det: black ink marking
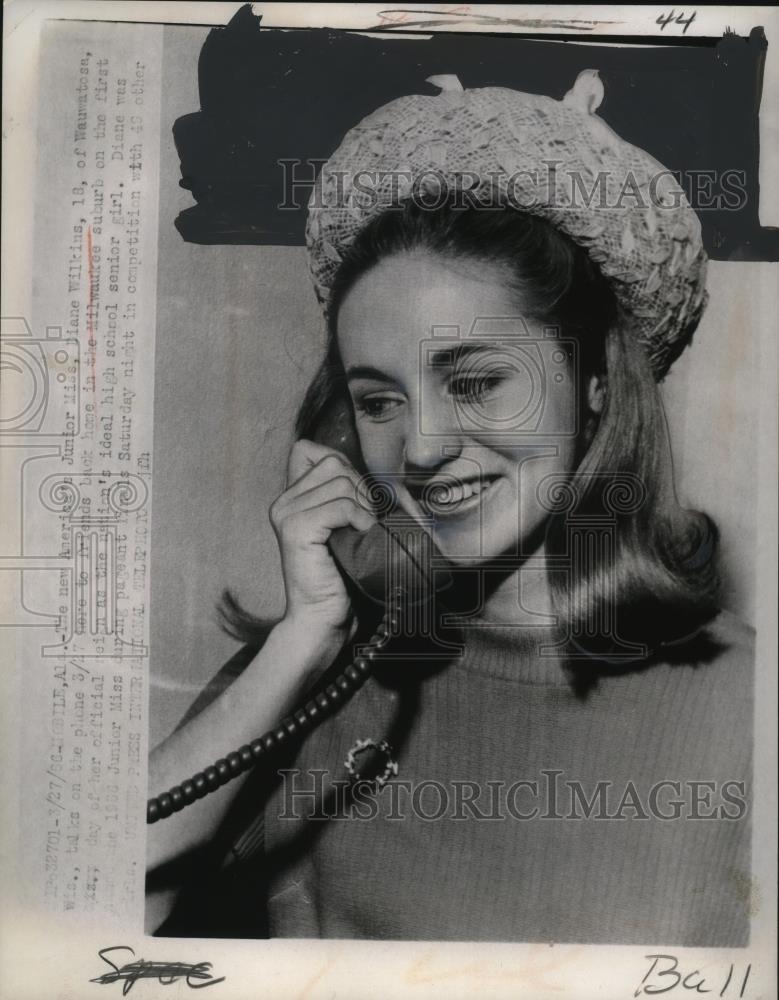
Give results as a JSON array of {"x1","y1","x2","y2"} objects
[
  {"x1": 173, "y1": 5, "x2": 777, "y2": 261},
  {"x1": 636, "y1": 954, "x2": 752, "y2": 997},
  {"x1": 90, "y1": 947, "x2": 225, "y2": 994},
  {"x1": 656, "y1": 10, "x2": 698, "y2": 35}
]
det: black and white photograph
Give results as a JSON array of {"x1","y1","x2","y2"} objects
[{"x1": 2, "y1": 3, "x2": 777, "y2": 998}]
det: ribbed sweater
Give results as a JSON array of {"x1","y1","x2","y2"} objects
[{"x1": 164, "y1": 610, "x2": 753, "y2": 945}]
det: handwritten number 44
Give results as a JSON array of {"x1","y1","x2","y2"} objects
[{"x1": 656, "y1": 10, "x2": 697, "y2": 33}]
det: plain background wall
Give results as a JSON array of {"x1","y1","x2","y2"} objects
[{"x1": 149, "y1": 27, "x2": 759, "y2": 748}]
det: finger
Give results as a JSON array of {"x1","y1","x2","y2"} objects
[
  {"x1": 281, "y1": 497, "x2": 377, "y2": 545},
  {"x1": 270, "y1": 460, "x2": 364, "y2": 531},
  {"x1": 284, "y1": 454, "x2": 362, "y2": 504},
  {"x1": 283, "y1": 475, "x2": 370, "y2": 516},
  {"x1": 287, "y1": 439, "x2": 352, "y2": 488}
]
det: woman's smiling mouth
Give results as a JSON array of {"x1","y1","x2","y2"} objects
[{"x1": 415, "y1": 474, "x2": 502, "y2": 518}]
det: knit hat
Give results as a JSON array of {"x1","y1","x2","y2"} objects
[{"x1": 305, "y1": 71, "x2": 708, "y2": 380}]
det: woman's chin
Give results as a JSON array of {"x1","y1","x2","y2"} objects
[{"x1": 430, "y1": 525, "x2": 515, "y2": 565}]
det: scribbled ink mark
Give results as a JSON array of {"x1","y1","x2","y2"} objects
[
  {"x1": 90, "y1": 946, "x2": 225, "y2": 993},
  {"x1": 372, "y1": 8, "x2": 622, "y2": 30}
]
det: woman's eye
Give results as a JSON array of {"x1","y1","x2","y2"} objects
[
  {"x1": 449, "y1": 370, "x2": 507, "y2": 403},
  {"x1": 355, "y1": 396, "x2": 403, "y2": 421}
]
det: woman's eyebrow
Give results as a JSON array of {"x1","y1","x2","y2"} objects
[
  {"x1": 426, "y1": 342, "x2": 498, "y2": 369},
  {"x1": 345, "y1": 364, "x2": 395, "y2": 383}
]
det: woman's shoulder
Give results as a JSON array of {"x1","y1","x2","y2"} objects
[
  {"x1": 645, "y1": 608, "x2": 755, "y2": 740},
  {"x1": 652, "y1": 607, "x2": 754, "y2": 675},
  {"x1": 693, "y1": 607, "x2": 755, "y2": 685},
  {"x1": 702, "y1": 607, "x2": 755, "y2": 655}
]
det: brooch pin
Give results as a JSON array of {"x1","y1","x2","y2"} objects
[{"x1": 344, "y1": 737, "x2": 399, "y2": 789}]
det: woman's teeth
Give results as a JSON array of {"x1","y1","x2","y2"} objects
[{"x1": 426, "y1": 478, "x2": 496, "y2": 508}]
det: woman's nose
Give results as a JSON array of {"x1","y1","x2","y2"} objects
[{"x1": 402, "y1": 396, "x2": 463, "y2": 470}]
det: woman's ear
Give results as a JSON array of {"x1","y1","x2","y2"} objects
[
  {"x1": 579, "y1": 370, "x2": 607, "y2": 454},
  {"x1": 587, "y1": 372, "x2": 607, "y2": 415}
]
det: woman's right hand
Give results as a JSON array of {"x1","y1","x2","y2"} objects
[
  {"x1": 269, "y1": 438, "x2": 377, "y2": 636},
  {"x1": 147, "y1": 440, "x2": 375, "y2": 917}
]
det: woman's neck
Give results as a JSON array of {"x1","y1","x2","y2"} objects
[{"x1": 480, "y1": 549, "x2": 556, "y2": 627}]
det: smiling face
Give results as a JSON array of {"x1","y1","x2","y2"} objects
[{"x1": 337, "y1": 252, "x2": 584, "y2": 564}]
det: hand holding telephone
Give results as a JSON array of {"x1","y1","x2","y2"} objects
[
  {"x1": 147, "y1": 396, "x2": 448, "y2": 823},
  {"x1": 313, "y1": 392, "x2": 447, "y2": 610}
]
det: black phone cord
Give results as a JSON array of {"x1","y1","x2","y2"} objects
[{"x1": 146, "y1": 592, "x2": 403, "y2": 823}]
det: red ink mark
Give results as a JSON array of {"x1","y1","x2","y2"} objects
[
  {"x1": 377, "y1": 10, "x2": 411, "y2": 23},
  {"x1": 86, "y1": 224, "x2": 97, "y2": 391}
]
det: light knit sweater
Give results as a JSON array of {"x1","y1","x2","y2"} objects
[{"x1": 160, "y1": 610, "x2": 753, "y2": 945}]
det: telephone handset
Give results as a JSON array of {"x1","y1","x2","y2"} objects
[
  {"x1": 147, "y1": 397, "x2": 449, "y2": 823},
  {"x1": 313, "y1": 390, "x2": 448, "y2": 611}
]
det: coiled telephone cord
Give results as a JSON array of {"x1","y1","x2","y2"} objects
[{"x1": 146, "y1": 594, "x2": 402, "y2": 823}]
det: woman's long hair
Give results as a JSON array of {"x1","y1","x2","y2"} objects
[{"x1": 222, "y1": 200, "x2": 719, "y2": 658}]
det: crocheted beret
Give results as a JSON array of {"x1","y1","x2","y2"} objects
[{"x1": 306, "y1": 71, "x2": 708, "y2": 381}]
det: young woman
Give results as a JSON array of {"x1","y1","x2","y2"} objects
[{"x1": 146, "y1": 73, "x2": 752, "y2": 944}]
